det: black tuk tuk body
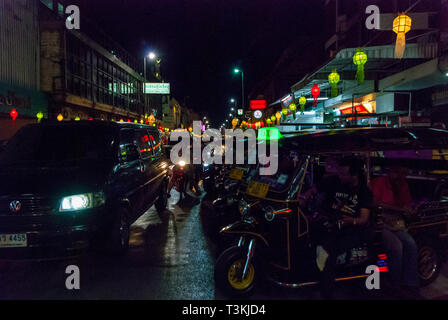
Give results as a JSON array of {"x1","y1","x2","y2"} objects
[{"x1": 214, "y1": 127, "x2": 448, "y2": 297}]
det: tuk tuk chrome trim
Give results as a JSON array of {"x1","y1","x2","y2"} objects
[{"x1": 223, "y1": 231, "x2": 269, "y2": 247}]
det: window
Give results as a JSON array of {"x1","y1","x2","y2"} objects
[
  {"x1": 40, "y1": 0, "x2": 53, "y2": 10},
  {"x1": 148, "y1": 131, "x2": 162, "y2": 157},
  {"x1": 57, "y1": 3, "x2": 64, "y2": 16},
  {"x1": 135, "y1": 129, "x2": 153, "y2": 159},
  {"x1": 119, "y1": 129, "x2": 138, "y2": 162}
]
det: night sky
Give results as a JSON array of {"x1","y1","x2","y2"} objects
[{"x1": 74, "y1": 0, "x2": 324, "y2": 127}]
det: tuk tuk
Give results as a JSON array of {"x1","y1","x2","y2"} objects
[{"x1": 214, "y1": 127, "x2": 448, "y2": 297}]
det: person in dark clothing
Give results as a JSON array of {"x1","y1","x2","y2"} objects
[{"x1": 314, "y1": 158, "x2": 373, "y2": 298}]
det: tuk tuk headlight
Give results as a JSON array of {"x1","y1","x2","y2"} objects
[
  {"x1": 264, "y1": 206, "x2": 275, "y2": 221},
  {"x1": 238, "y1": 199, "x2": 249, "y2": 215}
]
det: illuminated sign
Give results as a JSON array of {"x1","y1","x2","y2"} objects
[
  {"x1": 253, "y1": 110, "x2": 263, "y2": 119},
  {"x1": 237, "y1": 109, "x2": 243, "y2": 115},
  {"x1": 144, "y1": 83, "x2": 170, "y2": 94},
  {"x1": 250, "y1": 100, "x2": 267, "y2": 109},
  {"x1": 340, "y1": 104, "x2": 369, "y2": 120}
]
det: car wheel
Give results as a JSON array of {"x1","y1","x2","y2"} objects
[
  {"x1": 214, "y1": 246, "x2": 259, "y2": 297},
  {"x1": 106, "y1": 207, "x2": 130, "y2": 255},
  {"x1": 417, "y1": 238, "x2": 441, "y2": 287},
  {"x1": 155, "y1": 181, "x2": 169, "y2": 213}
]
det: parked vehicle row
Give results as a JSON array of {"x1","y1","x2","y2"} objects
[
  {"x1": 0, "y1": 121, "x2": 170, "y2": 259},
  {"x1": 202, "y1": 127, "x2": 448, "y2": 297}
]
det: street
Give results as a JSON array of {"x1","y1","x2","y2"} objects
[{"x1": 0, "y1": 188, "x2": 446, "y2": 300}]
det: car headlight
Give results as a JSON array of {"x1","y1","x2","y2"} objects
[
  {"x1": 59, "y1": 192, "x2": 105, "y2": 212},
  {"x1": 238, "y1": 199, "x2": 249, "y2": 215}
]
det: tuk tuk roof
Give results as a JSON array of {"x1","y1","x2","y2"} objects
[{"x1": 281, "y1": 127, "x2": 448, "y2": 153}]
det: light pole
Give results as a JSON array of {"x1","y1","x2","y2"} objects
[
  {"x1": 233, "y1": 68, "x2": 244, "y2": 110},
  {"x1": 144, "y1": 52, "x2": 156, "y2": 81}
]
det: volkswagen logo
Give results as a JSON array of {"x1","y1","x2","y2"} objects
[{"x1": 9, "y1": 200, "x2": 21, "y2": 213}]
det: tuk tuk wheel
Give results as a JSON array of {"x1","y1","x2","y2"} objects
[
  {"x1": 417, "y1": 238, "x2": 441, "y2": 287},
  {"x1": 214, "y1": 246, "x2": 259, "y2": 297}
]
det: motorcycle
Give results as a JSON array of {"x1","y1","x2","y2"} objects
[{"x1": 170, "y1": 160, "x2": 187, "y2": 200}]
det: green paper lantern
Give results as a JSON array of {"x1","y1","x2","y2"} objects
[
  {"x1": 289, "y1": 103, "x2": 297, "y2": 119},
  {"x1": 36, "y1": 112, "x2": 43, "y2": 123},
  {"x1": 298, "y1": 96, "x2": 307, "y2": 113},
  {"x1": 74, "y1": 116, "x2": 80, "y2": 121},
  {"x1": 281, "y1": 108, "x2": 288, "y2": 120},
  {"x1": 270, "y1": 115, "x2": 276, "y2": 122},
  {"x1": 328, "y1": 69, "x2": 340, "y2": 98},
  {"x1": 353, "y1": 48, "x2": 367, "y2": 84}
]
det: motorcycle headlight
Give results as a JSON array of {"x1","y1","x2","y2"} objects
[
  {"x1": 238, "y1": 199, "x2": 249, "y2": 215},
  {"x1": 59, "y1": 192, "x2": 105, "y2": 212}
]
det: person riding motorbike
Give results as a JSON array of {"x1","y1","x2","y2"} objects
[{"x1": 312, "y1": 157, "x2": 373, "y2": 299}]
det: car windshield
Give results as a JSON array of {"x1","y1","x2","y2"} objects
[{"x1": 0, "y1": 125, "x2": 115, "y2": 166}]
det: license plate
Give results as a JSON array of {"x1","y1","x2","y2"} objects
[
  {"x1": 0, "y1": 233, "x2": 27, "y2": 248},
  {"x1": 246, "y1": 181, "x2": 269, "y2": 198},
  {"x1": 229, "y1": 168, "x2": 245, "y2": 180}
]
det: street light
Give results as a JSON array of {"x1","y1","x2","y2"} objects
[
  {"x1": 233, "y1": 68, "x2": 244, "y2": 110},
  {"x1": 144, "y1": 52, "x2": 156, "y2": 80}
]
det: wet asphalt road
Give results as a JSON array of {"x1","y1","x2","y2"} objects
[{"x1": 0, "y1": 188, "x2": 448, "y2": 300}]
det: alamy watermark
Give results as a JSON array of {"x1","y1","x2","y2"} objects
[
  {"x1": 169, "y1": 121, "x2": 278, "y2": 175},
  {"x1": 65, "y1": 5, "x2": 80, "y2": 30}
]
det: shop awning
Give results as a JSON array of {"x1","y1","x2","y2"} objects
[{"x1": 291, "y1": 42, "x2": 439, "y2": 97}]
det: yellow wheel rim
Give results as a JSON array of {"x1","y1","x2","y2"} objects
[{"x1": 227, "y1": 259, "x2": 255, "y2": 290}]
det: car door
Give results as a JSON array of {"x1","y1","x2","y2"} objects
[
  {"x1": 133, "y1": 128, "x2": 156, "y2": 211},
  {"x1": 114, "y1": 128, "x2": 145, "y2": 221},
  {"x1": 147, "y1": 129, "x2": 167, "y2": 198}
]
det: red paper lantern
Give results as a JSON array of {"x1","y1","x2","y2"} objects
[
  {"x1": 311, "y1": 83, "x2": 321, "y2": 107},
  {"x1": 10, "y1": 109, "x2": 18, "y2": 121}
]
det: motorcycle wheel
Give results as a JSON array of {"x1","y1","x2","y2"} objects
[
  {"x1": 416, "y1": 237, "x2": 441, "y2": 287},
  {"x1": 214, "y1": 246, "x2": 259, "y2": 297}
]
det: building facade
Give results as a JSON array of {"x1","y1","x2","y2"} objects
[
  {"x1": 38, "y1": 0, "x2": 149, "y2": 122},
  {"x1": 0, "y1": 0, "x2": 48, "y2": 140}
]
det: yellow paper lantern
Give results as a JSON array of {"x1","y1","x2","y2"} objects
[
  {"x1": 232, "y1": 118, "x2": 239, "y2": 129},
  {"x1": 289, "y1": 103, "x2": 297, "y2": 119},
  {"x1": 57, "y1": 113, "x2": 63, "y2": 121},
  {"x1": 393, "y1": 13, "x2": 412, "y2": 59}
]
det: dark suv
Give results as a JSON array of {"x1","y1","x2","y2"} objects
[{"x1": 0, "y1": 121, "x2": 170, "y2": 259}]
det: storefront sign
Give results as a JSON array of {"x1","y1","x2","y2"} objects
[
  {"x1": 250, "y1": 100, "x2": 267, "y2": 109},
  {"x1": 253, "y1": 110, "x2": 263, "y2": 119},
  {"x1": 340, "y1": 104, "x2": 369, "y2": 120},
  {"x1": 144, "y1": 83, "x2": 170, "y2": 94},
  {"x1": 0, "y1": 91, "x2": 32, "y2": 109},
  {"x1": 0, "y1": 82, "x2": 47, "y2": 118}
]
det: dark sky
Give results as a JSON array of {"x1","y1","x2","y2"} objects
[{"x1": 74, "y1": 0, "x2": 324, "y2": 127}]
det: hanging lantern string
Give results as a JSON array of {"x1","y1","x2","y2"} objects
[
  {"x1": 404, "y1": 0, "x2": 423, "y2": 13},
  {"x1": 320, "y1": 0, "x2": 424, "y2": 79}
]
